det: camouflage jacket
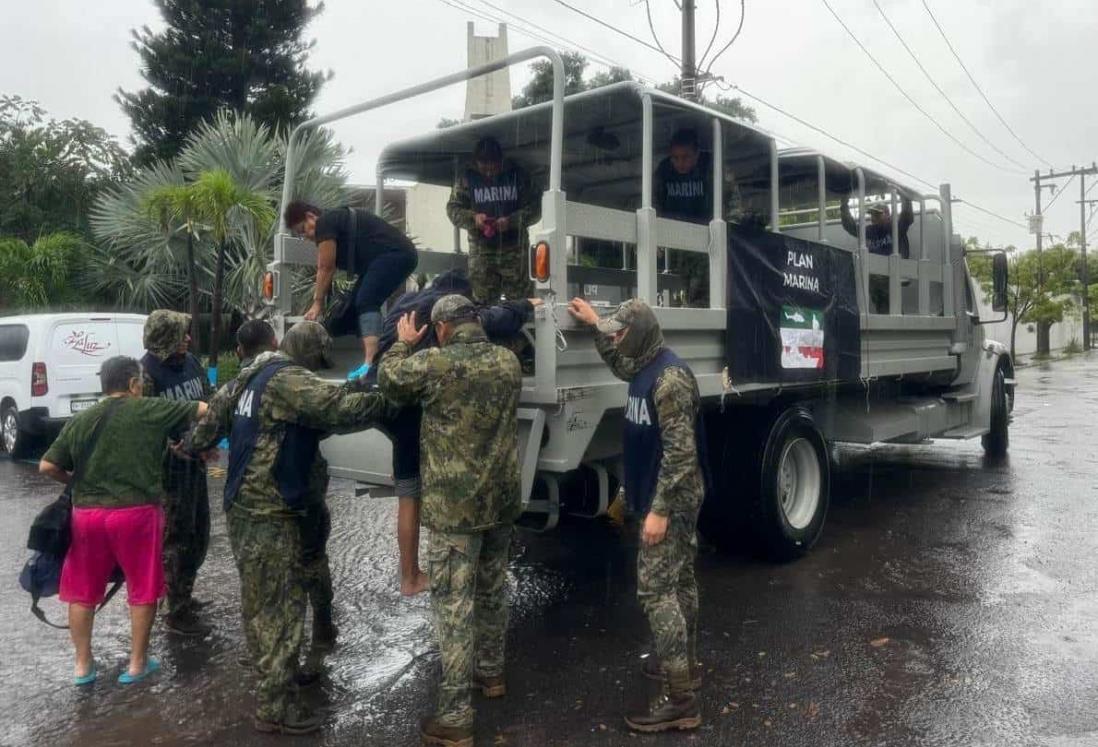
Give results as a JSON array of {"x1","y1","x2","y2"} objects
[
  {"x1": 595, "y1": 334, "x2": 705, "y2": 516},
  {"x1": 378, "y1": 322, "x2": 523, "y2": 533},
  {"x1": 445, "y1": 162, "x2": 541, "y2": 249},
  {"x1": 187, "y1": 351, "x2": 391, "y2": 517}
]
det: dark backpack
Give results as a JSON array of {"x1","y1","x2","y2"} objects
[{"x1": 18, "y1": 398, "x2": 126, "y2": 628}]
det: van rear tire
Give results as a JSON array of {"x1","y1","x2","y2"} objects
[{"x1": 1, "y1": 403, "x2": 34, "y2": 460}]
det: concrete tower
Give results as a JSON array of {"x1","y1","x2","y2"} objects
[{"x1": 464, "y1": 22, "x2": 511, "y2": 121}]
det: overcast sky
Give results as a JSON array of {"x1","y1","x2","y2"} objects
[{"x1": 4, "y1": 0, "x2": 1096, "y2": 249}]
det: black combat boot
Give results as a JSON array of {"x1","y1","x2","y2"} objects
[
  {"x1": 473, "y1": 670, "x2": 506, "y2": 698},
  {"x1": 625, "y1": 671, "x2": 701, "y2": 734},
  {"x1": 312, "y1": 608, "x2": 339, "y2": 651},
  {"x1": 253, "y1": 704, "x2": 323, "y2": 736},
  {"x1": 163, "y1": 607, "x2": 211, "y2": 637},
  {"x1": 419, "y1": 716, "x2": 473, "y2": 747}
]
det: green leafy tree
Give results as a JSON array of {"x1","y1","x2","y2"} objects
[
  {"x1": 145, "y1": 184, "x2": 206, "y2": 344},
  {"x1": 90, "y1": 111, "x2": 347, "y2": 329},
  {"x1": 971, "y1": 241, "x2": 1079, "y2": 359},
  {"x1": 512, "y1": 52, "x2": 590, "y2": 108},
  {"x1": 0, "y1": 95, "x2": 130, "y2": 243},
  {"x1": 118, "y1": 0, "x2": 329, "y2": 164},
  {"x1": 189, "y1": 168, "x2": 274, "y2": 371},
  {"x1": 0, "y1": 233, "x2": 89, "y2": 310}
]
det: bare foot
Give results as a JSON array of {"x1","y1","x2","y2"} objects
[{"x1": 400, "y1": 571, "x2": 429, "y2": 596}]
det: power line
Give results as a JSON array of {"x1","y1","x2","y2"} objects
[
  {"x1": 1043, "y1": 174, "x2": 1076, "y2": 212},
  {"x1": 547, "y1": 0, "x2": 681, "y2": 64},
  {"x1": 921, "y1": 0, "x2": 1052, "y2": 168},
  {"x1": 643, "y1": 1, "x2": 682, "y2": 69},
  {"x1": 473, "y1": 0, "x2": 647, "y2": 79},
  {"x1": 872, "y1": 0, "x2": 1031, "y2": 171},
  {"x1": 953, "y1": 201, "x2": 1028, "y2": 230},
  {"x1": 820, "y1": 0, "x2": 1026, "y2": 176},
  {"x1": 698, "y1": 0, "x2": 720, "y2": 69},
  {"x1": 701, "y1": 0, "x2": 745, "y2": 77}
]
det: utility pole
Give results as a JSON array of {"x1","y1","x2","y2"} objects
[
  {"x1": 681, "y1": 0, "x2": 697, "y2": 100},
  {"x1": 1030, "y1": 164, "x2": 1097, "y2": 355},
  {"x1": 1079, "y1": 174, "x2": 1098, "y2": 351}
]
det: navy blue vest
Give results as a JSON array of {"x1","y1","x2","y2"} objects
[
  {"x1": 623, "y1": 348, "x2": 707, "y2": 514},
  {"x1": 466, "y1": 168, "x2": 521, "y2": 219},
  {"x1": 223, "y1": 360, "x2": 321, "y2": 513},
  {"x1": 141, "y1": 352, "x2": 206, "y2": 402}
]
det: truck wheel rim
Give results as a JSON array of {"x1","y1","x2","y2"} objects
[
  {"x1": 2, "y1": 412, "x2": 15, "y2": 452},
  {"x1": 778, "y1": 437, "x2": 821, "y2": 531}
]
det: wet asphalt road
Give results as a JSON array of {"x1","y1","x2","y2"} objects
[{"x1": 2, "y1": 354, "x2": 1097, "y2": 746}]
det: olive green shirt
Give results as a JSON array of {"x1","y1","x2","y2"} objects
[{"x1": 44, "y1": 397, "x2": 200, "y2": 508}]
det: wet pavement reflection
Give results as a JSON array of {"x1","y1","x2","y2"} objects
[{"x1": 2, "y1": 354, "x2": 1097, "y2": 746}]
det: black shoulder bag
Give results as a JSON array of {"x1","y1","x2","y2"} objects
[
  {"x1": 322, "y1": 206, "x2": 361, "y2": 338},
  {"x1": 20, "y1": 397, "x2": 126, "y2": 628}
]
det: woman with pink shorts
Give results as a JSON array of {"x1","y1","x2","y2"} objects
[{"x1": 40, "y1": 356, "x2": 205, "y2": 686}]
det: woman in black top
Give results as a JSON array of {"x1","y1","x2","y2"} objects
[{"x1": 284, "y1": 201, "x2": 418, "y2": 379}]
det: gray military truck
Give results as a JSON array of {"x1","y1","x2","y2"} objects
[{"x1": 266, "y1": 48, "x2": 1013, "y2": 559}]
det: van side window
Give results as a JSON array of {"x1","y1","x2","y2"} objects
[{"x1": 0, "y1": 325, "x2": 30, "y2": 362}]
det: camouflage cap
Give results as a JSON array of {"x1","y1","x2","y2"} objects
[
  {"x1": 595, "y1": 298, "x2": 656, "y2": 335},
  {"x1": 143, "y1": 310, "x2": 191, "y2": 360},
  {"x1": 280, "y1": 321, "x2": 334, "y2": 371},
  {"x1": 430, "y1": 294, "x2": 476, "y2": 324}
]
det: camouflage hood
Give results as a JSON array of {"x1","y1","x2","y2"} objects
[
  {"x1": 596, "y1": 299, "x2": 664, "y2": 378},
  {"x1": 280, "y1": 321, "x2": 334, "y2": 371},
  {"x1": 143, "y1": 310, "x2": 191, "y2": 360}
]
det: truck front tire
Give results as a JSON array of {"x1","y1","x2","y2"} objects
[{"x1": 981, "y1": 367, "x2": 1009, "y2": 458}]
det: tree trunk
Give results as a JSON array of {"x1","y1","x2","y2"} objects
[
  {"x1": 1036, "y1": 320, "x2": 1052, "y2": 356},
  {"x1": 208, "y1": 239, "x2": 227, "y2": 374},
  {"x1": 185, "y1": 233, "x2": 200, "y2": 350}
]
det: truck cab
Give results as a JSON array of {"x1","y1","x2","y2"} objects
[{"x1": 268, "y1": 48, "x2": 1013, "y2": 559}]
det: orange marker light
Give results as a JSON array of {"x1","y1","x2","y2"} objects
[
  {"x1": 262, "y1": 271, "x2": 274, "y2": 300},
  {"x1": 534, "y1": 241, "x2": 550, "y2": 282}
]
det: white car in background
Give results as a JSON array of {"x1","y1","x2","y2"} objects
[{"x1": 0, "y1": 313, "x2": 147, "y2": 458}]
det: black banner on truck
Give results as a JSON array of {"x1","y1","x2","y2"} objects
[{"x1": 726, "y1": 226, "x2": 860, "y2": 384}]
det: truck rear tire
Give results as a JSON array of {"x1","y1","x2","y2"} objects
[
  {"x1": 981, "y1": 367, "x2": 1009, "y2": 458},
  {"x1": 699, "y1": 405, "x2": 829, "y2": 561},
  {"x1": 752, "y1": 406, "x2": 830, "y2": 561}
]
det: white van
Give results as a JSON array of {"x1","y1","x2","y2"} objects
[{"x1": 0, "y1": 313, "x2": 148, "y2": 457}]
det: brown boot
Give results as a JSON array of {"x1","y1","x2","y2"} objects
[
  {"x1": 640, "y1": 656, "x2": 703, "y2": 691},
  {"x1": 473, "y1": 671, "x2": 506, "y2": 698},
  {"x1": 624, "y1": 691, "x2": 701, "y2": 734},
  {"x1": 420, "y1": 717, "x2": 473, "y2": 747}
]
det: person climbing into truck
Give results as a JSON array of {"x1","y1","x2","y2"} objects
[
  {"x1": 284, "y1": 201, "x2": 419, "y2": 381},
  {"x1": 568, "y1": 296, "x2": 708, "y2": 734},
  {"x1": 364, "y1": 269, "x2": 539, "y2": 596},
  {"x1": 446, "y1": 136, "x2": 541, "y2": 304}
]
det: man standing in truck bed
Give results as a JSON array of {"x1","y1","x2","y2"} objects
[
  {"x1": 447, "y1": 136, "x2": 541, "y2": 304},
  {"x1": 569, "y1": 296, "x2": 708, "y2": 734}
]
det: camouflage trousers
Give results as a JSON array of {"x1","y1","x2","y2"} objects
[
  {"x1": 227, "y1": 509, "x2": 307, "y2": 723},
  {"x1": 299, "y1": 502, "x2": 334, "y2": 629},
  {"x1": 669, "y1": 250, "x2": 710, "y2": 308},
  {"x1": 428, "y1": 525, "x2": 513, "y2": 728},
  {"x1": 468, "y1": 239, "x2": 532, "y2": 304},
  {"x1": 162, "y1": 456, "x2": 210, "y2": 614},
  {"x1": 637, "y1": 508, "x2": 700, "y2": 683}
]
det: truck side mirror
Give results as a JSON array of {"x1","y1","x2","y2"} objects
[{"x1": 992, "y1": 253, "x2": 1008, "y2": 313}]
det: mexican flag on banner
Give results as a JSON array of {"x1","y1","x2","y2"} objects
[{"x1": 780, "y1": 306, "x2": 825, "y2": 369}]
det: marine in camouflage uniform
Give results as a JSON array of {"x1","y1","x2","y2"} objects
[
  {"x1": 569, "y1": 297, "x2": 707, "y2": 733},
  {"x1": 140, "y1": 310, "x2": 212, "y2": 633},
  {"x1": 446, "y1": 136, "x2": 541, "y2": 304},
  {"x1": 187, "y1": 322, "x2": 391, "y2": 735},
  {"x1": 378, "y1": 294, "x2": 522, "y2": 746}
]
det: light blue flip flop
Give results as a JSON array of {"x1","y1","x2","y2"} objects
[
  {"x1": 74, "y1": 662, "x2": 97, "y2": 686},
  {"x1": 118, "y1": 657, "x2": 160, "y2": 685}
]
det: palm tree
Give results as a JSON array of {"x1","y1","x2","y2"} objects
[
  {"x1": 190, "y1": 168, "x2": 274, "y2": 373},
  {"x1": 144, "y1": 184, "x2": 204, "y2": 344}
]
